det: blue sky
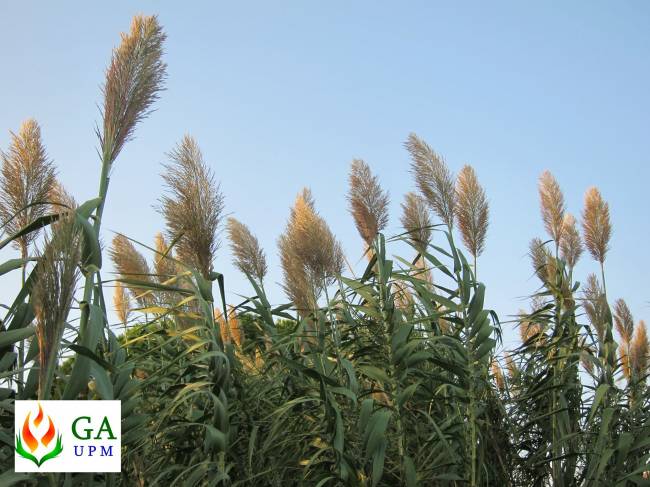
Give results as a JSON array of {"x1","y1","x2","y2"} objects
[{"x1": 1, "y1": 1, "x2": 649, "y2": 348}]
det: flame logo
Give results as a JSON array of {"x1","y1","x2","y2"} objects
[{"x1": 15, "y1": 403, "x2": 63, "y2": 467}]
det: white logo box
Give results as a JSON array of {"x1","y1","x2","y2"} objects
[{"x1": 15, "y1": 400, "x2": 121, "y2": 473}]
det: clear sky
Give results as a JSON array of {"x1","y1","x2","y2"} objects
[{"x1": 1, "y1": 1, "x2": 649, "y2": 349}]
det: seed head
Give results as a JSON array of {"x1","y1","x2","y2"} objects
[
  {"x1": 347, "y1": 159, "x2": 389, "y2": 247},
  {"x1": 529, "y1": 237, "x2": 554, "y2": 284},
  {"x1": 519, "y1": 310, "x2": 543, "y2": 344},
  {"x1": 631, "y1": 320, "x2": 648, "y2": 377},
  {"x1": 100, "y1": 15, "x2": 167, "y2": 164},
  {"x1": 32, "y1": 214, "x2": 81, "y2": 396},
  {"x1": 400, "y1": 192, "x2": 432, "y2": 253},
  {"x1": 109, "y1": 234, "x2": 154, "y2": 307},
  {"x1": 582, "y1": 187, "x2": 611, "y2": 264},
  {"x1": 560, "y1": 213, "x2": 583, "y2": 270},
  {"x1": 113, "y1": 282, "x2": 132, "y2": 325},
  {"x1": 455, "y1": 165, "x2": 489, "y2": 259},
  {"x1": 278, "y1": 188, "x2": 343, "y2": 316},
  {"x1": 49, "y1": 180, "x2": 77, "y2": 213},
  {"x1": 491, "y1": 358, "x2": 505, "y2": 391},
  {"x1": 538, "y1": 171, "x2": 565, "y2": 246},
  {"x1": 619, "y1": 342, "x2": 631, "y2": 380},
  {"x1": 405, "y1": 133, "x2": 455, "y2": 229},
  {"x1": 160, "y1": 135, "x2": 224, "y2": 278},
  {"x1": 215, "y1": 307, "x2": 244, "y2": 348},
  {"x1": 226, "y1": 217, "x2": 267, "y2": 284},
  {"x1": 153, "y1": 232, "x2": 177, "y2": 281},
  {"x1": 505, "y1": 353, "x2": 519, "y2": 380},
  {"x1": 582, "y1": 274, "x2": 607, "y2": 342},
  {"x1": 613, "y1": 298, "x2": 634, "y2": 344},
  {"x1": 0, "y1": 119, "x2": 56, "y2": 256}
]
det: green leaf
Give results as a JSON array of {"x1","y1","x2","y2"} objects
[
  {"x1": 0, "y1": 471, "x2": 31, "y2": 486},
  {"x1": 0, "y1": 327, "x2": 34, "y2": 349},
  {"x1": 391, "y1": 324, "x2": 413, "y2": 351},
  {"x1": 359, "y1": 398, "x2": 374, "y2": 433},
  {"x1": 75, "y1": 213, "x2": 102, "y2": 268},
  {"x1": 473, "y1": 337, "x2": 496, "y2": 362},
  {"x1": 588, "y1": 384, "x2": 609, "y2": 423},
  {"x1": 75, "y1": 197, "x2": 102, "y2": 218},
  {"x1": 366, "y1": 409, "x2": 391, "y2": 457},
  {"x1": 63, "y1": 303, "x2": 104, "y2": 399},
  {"x1": 405, "y1": 350, "x2": 432, "y2": 368},
  {"x1": 0, "y1": 352, "x2": 16, "y2": 372},
  {"x1": 358, "y1": 365, "x2": 390, "y2": 384},
  {"x1": 330, "y1": 386, "x2": 357, "y2": 402},
  {"x1": 397, "y1": 382, "x2": 420, "y2": 407},
  {"x1": 90, "y1": 361, "x2": 114, "y2": 400},
  {"x1": 0, "y1": 259, "x2": 26, "y2": 277},
  {"x1": 204, "y1": 424, "x2": 227, "y2": 453},
  {"x1": 333, "y1": 407, "x2": 344, "y2": 452},
  {"x1": 468, "y1": 284, "x2": 485, "y2": 324},
  {"x1": 0, "y1": 214, "x2": 58, "y2": 251},
  {"x1": 371, "y1": 440, "x2": 387, "y2": 487},
  {"x1": 404, "y1": 455, "x2": 417, "y2": 487}
]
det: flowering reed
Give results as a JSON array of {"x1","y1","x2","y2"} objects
[{"x1": 406, "y1": 133, "x2": 456, "y2": 229}]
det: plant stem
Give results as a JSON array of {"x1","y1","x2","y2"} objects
[
  {"x1": 39, "y1": 320, "x2": 67, "y2": 400},
  {"x1": 473, "y1": 254, "x2": 478, "y2": 282},
  {"x1": 324, "y1": 285, "x2": 345, "y2": 385},
  {"x1": 17, "y1": 244, "x2": 27, "y2": 395},
  {"x1": 68, "y1": 153, "x2": 112, "y2": 398}
]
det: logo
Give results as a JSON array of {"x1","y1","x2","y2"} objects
[
  {"x1": 15, "y1": 403, "x2": 63, "y2": 467},
  {"x1": 15, "y1": 400, "x2": 121, "y2": 472}
]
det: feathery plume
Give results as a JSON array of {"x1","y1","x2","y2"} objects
[
  {"x1": 559, "y1": 213, "x2": 583, "y2": 269},
  {"x1": 49, "y1": 180, "x2": 77, "y2": 212},
  {"x1": 347, "y1": 159, "x2": 389, "y2": 248},
  {"x1": 613, "y1": 299, "x2": 634, "y2": 344},
  {"x1": 215, "y1": 307, "x2": 244, "y2": 348},
  {"x1": 254, "y1": 349, "x2": 264, "y2": 370},
  {"x1": 226, "y1": 217, "x2": 267, "y2": 283},
  {"x1": 582, "y1": 187, "x2": 611, "y2": 264},
  {"x1": 99, "y1": 15, "x2": 167, "y2": 164},
  {"x1": 438, "y1": 315, "x2": 452, "y2": 335},
  {"x1": 505, "y1": 353, "x2": 518, "y2": 380},
  {"x1": 109, "y1": 234, "x2": 154, "y2": 306},
  {"x1": 400, "y1": 192, "x2": 432, "y2": 253},
  {"x1": 32, "y1": 214, "x2": 81, "y2": 397},
  {"x1": 153, "y1": 232, "x2": 177, "y2": 281},
  {"x1": 152, "y1": 232, "x2": 182, "y2": 307},
  {"x1": 279, "y1": 238, "x2": 314, "y2": 314},
  {"x1": 405, "y1": 133, "x2": 456, "y2": 228},
  {"x1": 529, "y1": 237, "x2": 554, "y2": 284},
  {"x1": 491, "y1": 358, "x2": 505, "y2": 391},
  {"x1": 393, "y1": 280, "x2": 414, "y2": 313},
  {"x1": 519, "y1": 310, "x2": 543, "y2": 344},
  {"x1": 278, "y1": 188, "x2": 343, "y2": 316},
  {"x1": 620, "y1": 342, "x2": 631, "y2": 380},
  {"x1": 631, "y1": 320, "x2": 648, "y2": 377},
  {"x1": 581, "y1": 349, "x2": 594, "y2": 374},
  {"x1": 0, "y1": 119, "x2": 56, "y2": 257},
  {"x1": 455, "y1": 165, "x2": 489, "y2": 260},
  {"x1": 538, "y1": 171, "x2": 565, "y2": 247},
  {"x1": 215, "y1": 308, "x2": 228, "y2": 345},
  {"x1": 113, "y1": 282, "x2": 132, "y2": 325},
  {"x1": 160, "y1": 135, "x2": 224, "y2": 278},
  {"x1": 227, "y1": 308, "x2": 243, "y2": 348},
  {"x1": 530, "y1": 295, "x2": 548, "y2": 314},
  {"x1": 583, "y1": 274, "x2": 607, "y2": 342}
]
